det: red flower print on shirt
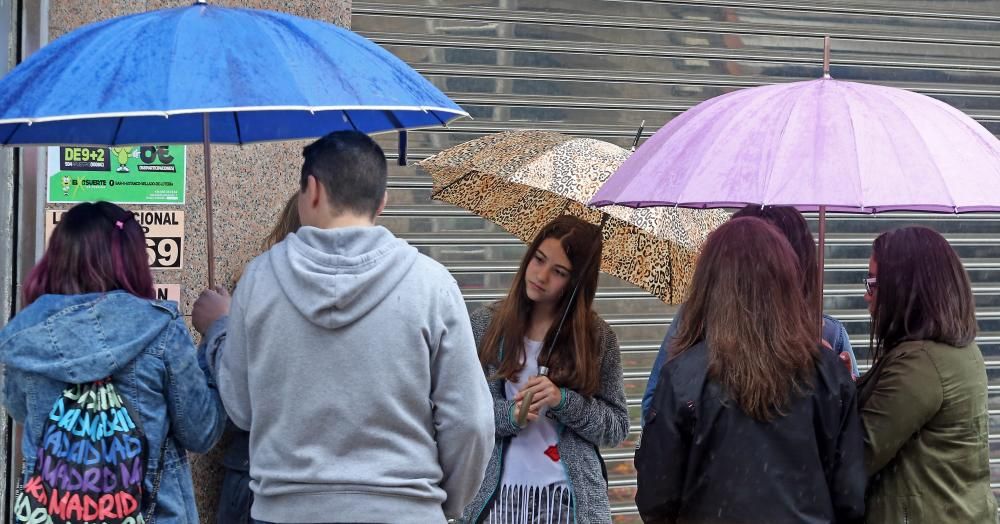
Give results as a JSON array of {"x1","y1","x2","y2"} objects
[{"x1": 544, "y1": 445, "x2": 560, "y2": 462}]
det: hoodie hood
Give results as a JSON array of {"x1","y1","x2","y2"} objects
[
  {"x1": 270, "y1": 225, "x2": 419, "y2": 329},
  {"x1": 0, "y1": 291, "x2": 176, "y2": 383}
]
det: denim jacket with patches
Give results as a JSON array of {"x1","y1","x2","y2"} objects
[{"x1": 0, "y1": 291, "x2": 227, "y2": 524}]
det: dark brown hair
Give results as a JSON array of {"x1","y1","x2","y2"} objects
[
  {"x1": 870, "y1": 226, "x2": 976, "y2": 361},
  {"x1": 300, "y1": 130, "x2": 387, "y2": 218},
  {"x1": 673, "y1": 217, "x2": 818, "y2": 421},
  {"x1": 23, "y1": 202, "x2": 155, "y2": 305},
  {"x1": 479, "y1": 215, "x2": 603, "y2": 396},
  {"x1": 732, "y1": 205, "x2": 820, "y2": 327}
]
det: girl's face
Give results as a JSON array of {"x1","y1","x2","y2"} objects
[{"x1": 525, "y1": 237, "x2": 573, "y2": 306}]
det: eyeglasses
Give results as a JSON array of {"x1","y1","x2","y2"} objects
[{"x1": 863, "y1": 276, "x2": 877, "y2": 295}]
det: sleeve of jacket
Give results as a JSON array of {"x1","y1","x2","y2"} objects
[
  {"x1": 861, "y1": 345, "x2": 943, "y2": 475},
  {"x1": 549, "y1": 321, "x2": 630, "y2": 447},
  {"x1": 829, "y1": 372, "x2": 867, "y2": 523},
  {"x1": 642, "y1": 307, "x2": 683, "y2": 427},
  {"x1": 469, "y1": 305, "x2": 522, "y2": 439},
  {"x1": 832, "y1": 322, "x2": 860, "y2": 378},
  {"x1": 202, "y1": 315, "x2": 228, "y2": 373},
  {"x1": 635, "y1": 364, "x2": 686, "y2": 524},
  {"x1": 211, "y1": 275, "x2": 254, "y2": 432},
  {"x1": 162, "y1": 316, "x2": 227, "y2": 453},
  {"x1": 431, "y1": 282, "x2": 496, "y2": 519}
]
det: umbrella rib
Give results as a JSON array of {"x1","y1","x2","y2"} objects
[
  {"x1": 233, "y1": 112, "x2": 244, "y2": 145},
  {"x1": 341, "y1": 110, "x2": 359, "y2": 132},
  {"x1": 758, "y1": 84, "x2": 806, "y2": 208},
  {"x1": 914, "y1": 92, "x2": 1000, "y2": 209},
  {"x1": 431, "y1": 170, "x2": 475, "y2": 199},
  {"x1": 430, "y1": 110, "x2": 449, "y2": 128},
  {"x1": 110, "y1": 117, "x2": 125, "y2": 146},
  {"x1": 839, "y1": 83, "x2": 867, "y2": 212},
  {"x1": 2, "y1": 123, "x2": 21, "y2": 145},
  {"x1": 884, "y1": 89, "x2": 958, "y2": 211},
  {"x1": 384, "y1": 110, "x2": 404, "y2": 130}
]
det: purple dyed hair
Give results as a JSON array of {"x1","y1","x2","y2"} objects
[{"x1": 22, "y1": 201, "x2": 155, "y2": 305}]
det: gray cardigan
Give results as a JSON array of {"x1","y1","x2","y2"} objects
[{"x1": 459, "y1": 303, "x2": 630, "y2": 524}]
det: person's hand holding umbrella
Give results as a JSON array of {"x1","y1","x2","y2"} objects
[
  {"x1": 192, "y1": 286, "x2": 231, "y2": 336},
  {"x1": 514, "y1": 374, "x2": 562, "y2": 425}
]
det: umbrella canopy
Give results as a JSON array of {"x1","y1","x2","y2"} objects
[
  {"x1": 419, "y1": 130, "x2": 729, "y2": 304},
  {"x1": 590, "y1": 78, "x2": 1000, "y2": 213},
  {"x1": 0, "y1": 2, "x2": 466, "y2": 145},
  {"x1": 0, "y1": 2, "x2": 467, "y2": 287}
]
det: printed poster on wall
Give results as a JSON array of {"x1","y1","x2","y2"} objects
[
  {"x1": 44, "y1": 208, "x2": 185, "y2": 269},
  {"x1": 47, "y1": 145, "x2": 186, "y2": 204},
  {"x1": 154, "y1": 284, "x2": 181, "y2": 302}
]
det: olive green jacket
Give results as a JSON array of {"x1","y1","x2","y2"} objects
[{"x1": 859, "y1": 340, "x2": 997, "y2": 523}]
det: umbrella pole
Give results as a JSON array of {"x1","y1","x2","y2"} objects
[
  {"x1": 817, "y1": 205, "x2": 827, "y2": 326},
  {"x1": 203, "y1": 114, "x2": 216, "y2": 290}
]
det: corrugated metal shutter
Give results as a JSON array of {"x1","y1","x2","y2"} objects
[{"x1": 352, "y1": 1, "x2": 1000, "y2": 520}]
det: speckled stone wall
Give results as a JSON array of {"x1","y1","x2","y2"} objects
[{"x1": 46, "y1": 2, "x2": 350, "y2": 521}]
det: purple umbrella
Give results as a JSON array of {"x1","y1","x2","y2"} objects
[{"x1": 590, "y1": 37, "x2": 1000, "y2": 298}]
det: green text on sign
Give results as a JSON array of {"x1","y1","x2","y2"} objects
[{"x1": 47, "y1": 145, "x2": 186, "y2": 204}]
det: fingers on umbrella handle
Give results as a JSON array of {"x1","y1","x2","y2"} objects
[{"x1": 518, "y1": 390, "x2": 535, "y2": 427}]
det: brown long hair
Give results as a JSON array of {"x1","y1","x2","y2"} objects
[
  {"x1": 231, "y1": 194, "x2": 301, "y2": 288},
  {"x1": 479, "y1": 215, "x2": 603, "y2": 396},
  {"x1": 262, "y1": 194, "x2": 301, "y2": 252},
  {"x1": 870, "y1": 226, "x2": 976, "y2": 362},
  {"x1": 673, "y1": 217, "x2": 819, "y2": 421},
  {"x1": 732, "y1": 205, "x2": 820, "y2": 327}
]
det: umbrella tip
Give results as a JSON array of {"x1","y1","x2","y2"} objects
[
  {"x1": 822, "y1": 36, "x2": 831, "y2": 79},
  {"x1": 631, "y1": 120, "x2": 646, "y2": 152}
]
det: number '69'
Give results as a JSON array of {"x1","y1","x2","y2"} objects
[{"x1": 145, "y1": 238, "x2": 180, "y2": 267}]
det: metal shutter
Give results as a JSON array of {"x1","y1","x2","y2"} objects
[{"x1": 351, "y1": 1, "x2": 1000, "y2": 520}]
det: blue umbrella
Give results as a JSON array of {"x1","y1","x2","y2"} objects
[{"x1": 0, "y1": 1, "x2": 467, "y2": 285}]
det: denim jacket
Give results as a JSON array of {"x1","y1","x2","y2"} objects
[
  {"x1": 0, "y1": 291, "x2": 227, "y2": 524},
  {"x1": 640, "y1": 306, "x2": 859, "y2": 426}
]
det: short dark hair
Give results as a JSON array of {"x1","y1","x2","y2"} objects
[
  {"x1": 870, "y1": 226, "x2": 976, "y2": 359},
  {"x1": 300, "y1": 131, "x2": 387, "y2": 218}
]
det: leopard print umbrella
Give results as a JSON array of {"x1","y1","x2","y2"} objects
[{"x1": 418, "y1": 130, "x2": 729, "y2": 304}]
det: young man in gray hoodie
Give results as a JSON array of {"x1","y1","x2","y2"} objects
[{"x1": 193, "y1": 131, "x2": 494, "y2": 523}]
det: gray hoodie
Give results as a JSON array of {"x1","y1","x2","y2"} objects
[{"x1": 208, "y1": 225, "x2": 494, "y2": 523}]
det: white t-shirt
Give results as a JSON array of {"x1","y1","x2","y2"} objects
[{"x1": 500, "y1": 338, "x2": 568, "y2": 488}]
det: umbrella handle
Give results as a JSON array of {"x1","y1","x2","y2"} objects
[
  {"x1": 517, "y1": 390, "x2": 534, "y2": 427},
  {"x1": 515, "y1": 366, "x2": 549, "y2": 427}
]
